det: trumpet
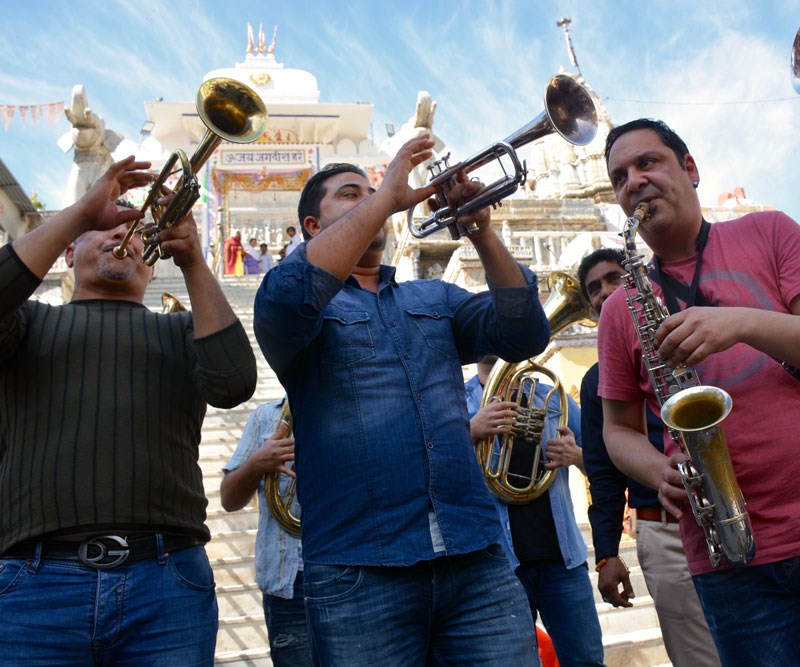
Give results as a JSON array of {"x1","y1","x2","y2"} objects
[
  {"x1": 113, "y1": 78, "x2": 268, "y2": 265},
  {"x1": 408, "y1": 74, "x2": 598, "y2": 240}
]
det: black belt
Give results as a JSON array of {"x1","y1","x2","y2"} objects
[{"x1": 1, "y1": 533, "x2": 204, "y2": 570}]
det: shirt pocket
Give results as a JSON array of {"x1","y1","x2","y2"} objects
[
  {"x1": 404, "y1": 303, "x2": 457, "y2": 358},
  {"x1": 320, "y1": 309, "x2": 375, "y2": 366}
]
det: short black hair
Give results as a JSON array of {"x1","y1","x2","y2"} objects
[
  {"x1": 577, "y1": 248, "x2": 626, "y2": 299},
  {"x1": 297, "y1": 163, "x2": 368, "y2": 241},
  {"x1": 115, "y1": 198, "x2": 136, "y2": 209},
  {"x1": 604, "y1": 118, "x2": 690, "y2": 169}
]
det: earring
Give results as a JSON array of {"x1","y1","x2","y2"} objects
[{"x1": 693, "y1": 181, "x2": 699, "y2": 188}]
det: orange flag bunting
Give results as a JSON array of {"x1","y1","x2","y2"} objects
[
  {"x1": 3, "y1": 105, "x2": 15, "y2": 131},
  {"x1": 0, "y1": 100, "x2": 65, "y2": 129}
]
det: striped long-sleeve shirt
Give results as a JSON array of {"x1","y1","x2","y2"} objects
[{"x1": 0, "y1": 244, "x2": 256, "y2": 553}]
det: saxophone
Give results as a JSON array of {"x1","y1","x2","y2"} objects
[{"x1": 621, "y1": 202, "x2": 755, "y2": 567}]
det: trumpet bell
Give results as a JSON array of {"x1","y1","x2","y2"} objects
[
  {"x1": 516, "y1": 74, "x2": 598, "y2": 149},
  {"x1": 197, "y1": 78, "x2": 269, "y2": 146}
]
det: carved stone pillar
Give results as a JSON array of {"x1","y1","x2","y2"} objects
[
  {"x1": 559, "y1": 143, "x2": 581, "y2": 196},
  {"x1": 411, "y1": 248, "x2": 422, "y2": 280}
]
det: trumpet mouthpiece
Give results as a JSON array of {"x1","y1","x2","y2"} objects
[{"x1": 112, "y1": 245, "x2": 128, "y2": 259}]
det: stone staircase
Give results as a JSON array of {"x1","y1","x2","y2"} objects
[
  {"x1": 145, "y1": 274, "x2": 280, "y2": 666},
  {"x1": 144, "y1": 273, "x2": 670, "y2": 667}
]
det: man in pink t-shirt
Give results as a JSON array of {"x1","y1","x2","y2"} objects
[{"x1": 597, "y1": 118, "x2": 800, "y2": 666}]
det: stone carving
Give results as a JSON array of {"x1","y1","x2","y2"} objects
[
  {"x1": 380, "y1": 91, "x2": 443, "y2": 188},
  {"x1": 58, "y1": 85, "x2": 123, "y2": 204},
  {"x1": 413, "y1": 91, "x2": 436, "y2": 131}
]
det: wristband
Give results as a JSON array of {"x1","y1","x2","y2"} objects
[
  {"x1": 595, "y1": 557, "x2": 611, "y2": 572},
  {"x1": 595, "y1": 556, "x2": 627, "y2": 573}
]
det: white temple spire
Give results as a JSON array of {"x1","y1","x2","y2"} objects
[{"x1": 556, "y1": 17, "x2": 582, "y2": 78}]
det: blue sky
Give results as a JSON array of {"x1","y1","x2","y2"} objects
[{"x1": 1, "y1": 0, "x2": 799, "y2": 219}]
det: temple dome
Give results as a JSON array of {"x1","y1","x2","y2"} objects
[{"x1": 204, "y1": 25, "x2": 320, "y2": 104}]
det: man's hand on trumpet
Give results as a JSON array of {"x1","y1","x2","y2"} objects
[
  {"x1": 142, "y1": 186, "x2": 205, "y2": 270},
  {"x1": 380, "y1": 134, "x2": 438, "y2": 214},
  {"x1": 76, "y1": 156, "x2": 152, "y2": 234},
  {"x1": 426, "y1": 171, "x2": 493, "y2": 238}
]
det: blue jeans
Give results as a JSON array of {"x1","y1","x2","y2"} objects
[
  {"x1": 515, "y1": 560, "x2": 605, "y2": 667},
  {"x1": 303, "y1": 544, "x2": 539, "y2": 666},
  {"x1": 0, "y1": 544, "x2": 218, "y2": 666},
  {"x1": 693, "y1": 556, "x2": 800, "y2": 667},
  {"x1": 263, "y1": 570, "x2": 314, "y2": 667}
]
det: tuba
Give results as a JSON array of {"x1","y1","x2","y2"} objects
[
  {"x1": 113, "y1": 78, "x2": 268, "y2": 266},
  {"x1": 621, "y1": 202, "x2": 755, "y2": 567},
  {"x1": 408, "y1": 74, "x2": 598, "y2": 240},
  {"x1": 263, "y1": 400, "x2": 301, "y2": 538},
  {"x1": 476, "y1": 271, "x2": 597, "y2": 504}
]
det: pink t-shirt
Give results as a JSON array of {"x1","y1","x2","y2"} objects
[{"x1": 598, "y1": 211, "x2": 800, "y2": 575}]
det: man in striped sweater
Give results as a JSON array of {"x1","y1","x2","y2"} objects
[{"x1": 0, "y1": 157, "x2": 257, "y2": 665}]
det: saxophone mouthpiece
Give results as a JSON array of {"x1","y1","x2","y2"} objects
[{"x1": 634, "y1": 202, "x2": 650, "y2": 223}]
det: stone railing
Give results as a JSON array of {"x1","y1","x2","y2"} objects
[{"x1": 447, "y1": 230, "x2": 621, "y2": 285}]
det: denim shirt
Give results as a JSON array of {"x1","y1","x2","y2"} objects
[
  {"x1": 223, "y1": 399, "x2": 302, "y2": 599},
  {"x1": 253, "y1": 245, "x2": 549, "y2": 566},
  {"x1": 464, "y1": 374, "x2": 588, "y2": 570}
]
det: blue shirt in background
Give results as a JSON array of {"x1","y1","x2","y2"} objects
[{"x1": 223, "y1": 398, "x2": 302, "y2": 599}]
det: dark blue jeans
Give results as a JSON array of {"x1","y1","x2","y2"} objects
[
  {"x1": 263, "y1": 570, "x2": 314, "y2": 667},
  {"x1": 303, "y1": 545, "x2": 539, "y2": 666},
  {"x1": 515, "y1": 560, "x2": 605, "y2": 667},
  {"x1": 0, "y1": 544, "x2": 218, "y2": 666},
  {"x1": 693, "y1": 556, "x2": 800, "y2": 666}
]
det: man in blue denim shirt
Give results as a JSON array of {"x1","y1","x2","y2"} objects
[
  {"x1": 466, "y1": 356, "x2": 605, "y2": 667},
  {"x1": 253, "y1": 136, "x2": 549, "y2": 665}
]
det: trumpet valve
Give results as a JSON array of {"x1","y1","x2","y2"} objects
[
  {"x1": 141, "y1": 224, "x2": 159, "y2": 245},
  {"x1": 428, "y1": 153, "x2": 451, "y2": 177}
]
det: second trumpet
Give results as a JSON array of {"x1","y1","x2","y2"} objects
[{"x1": 408, "y1": 74, "x2": 598, "y2": 240}]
